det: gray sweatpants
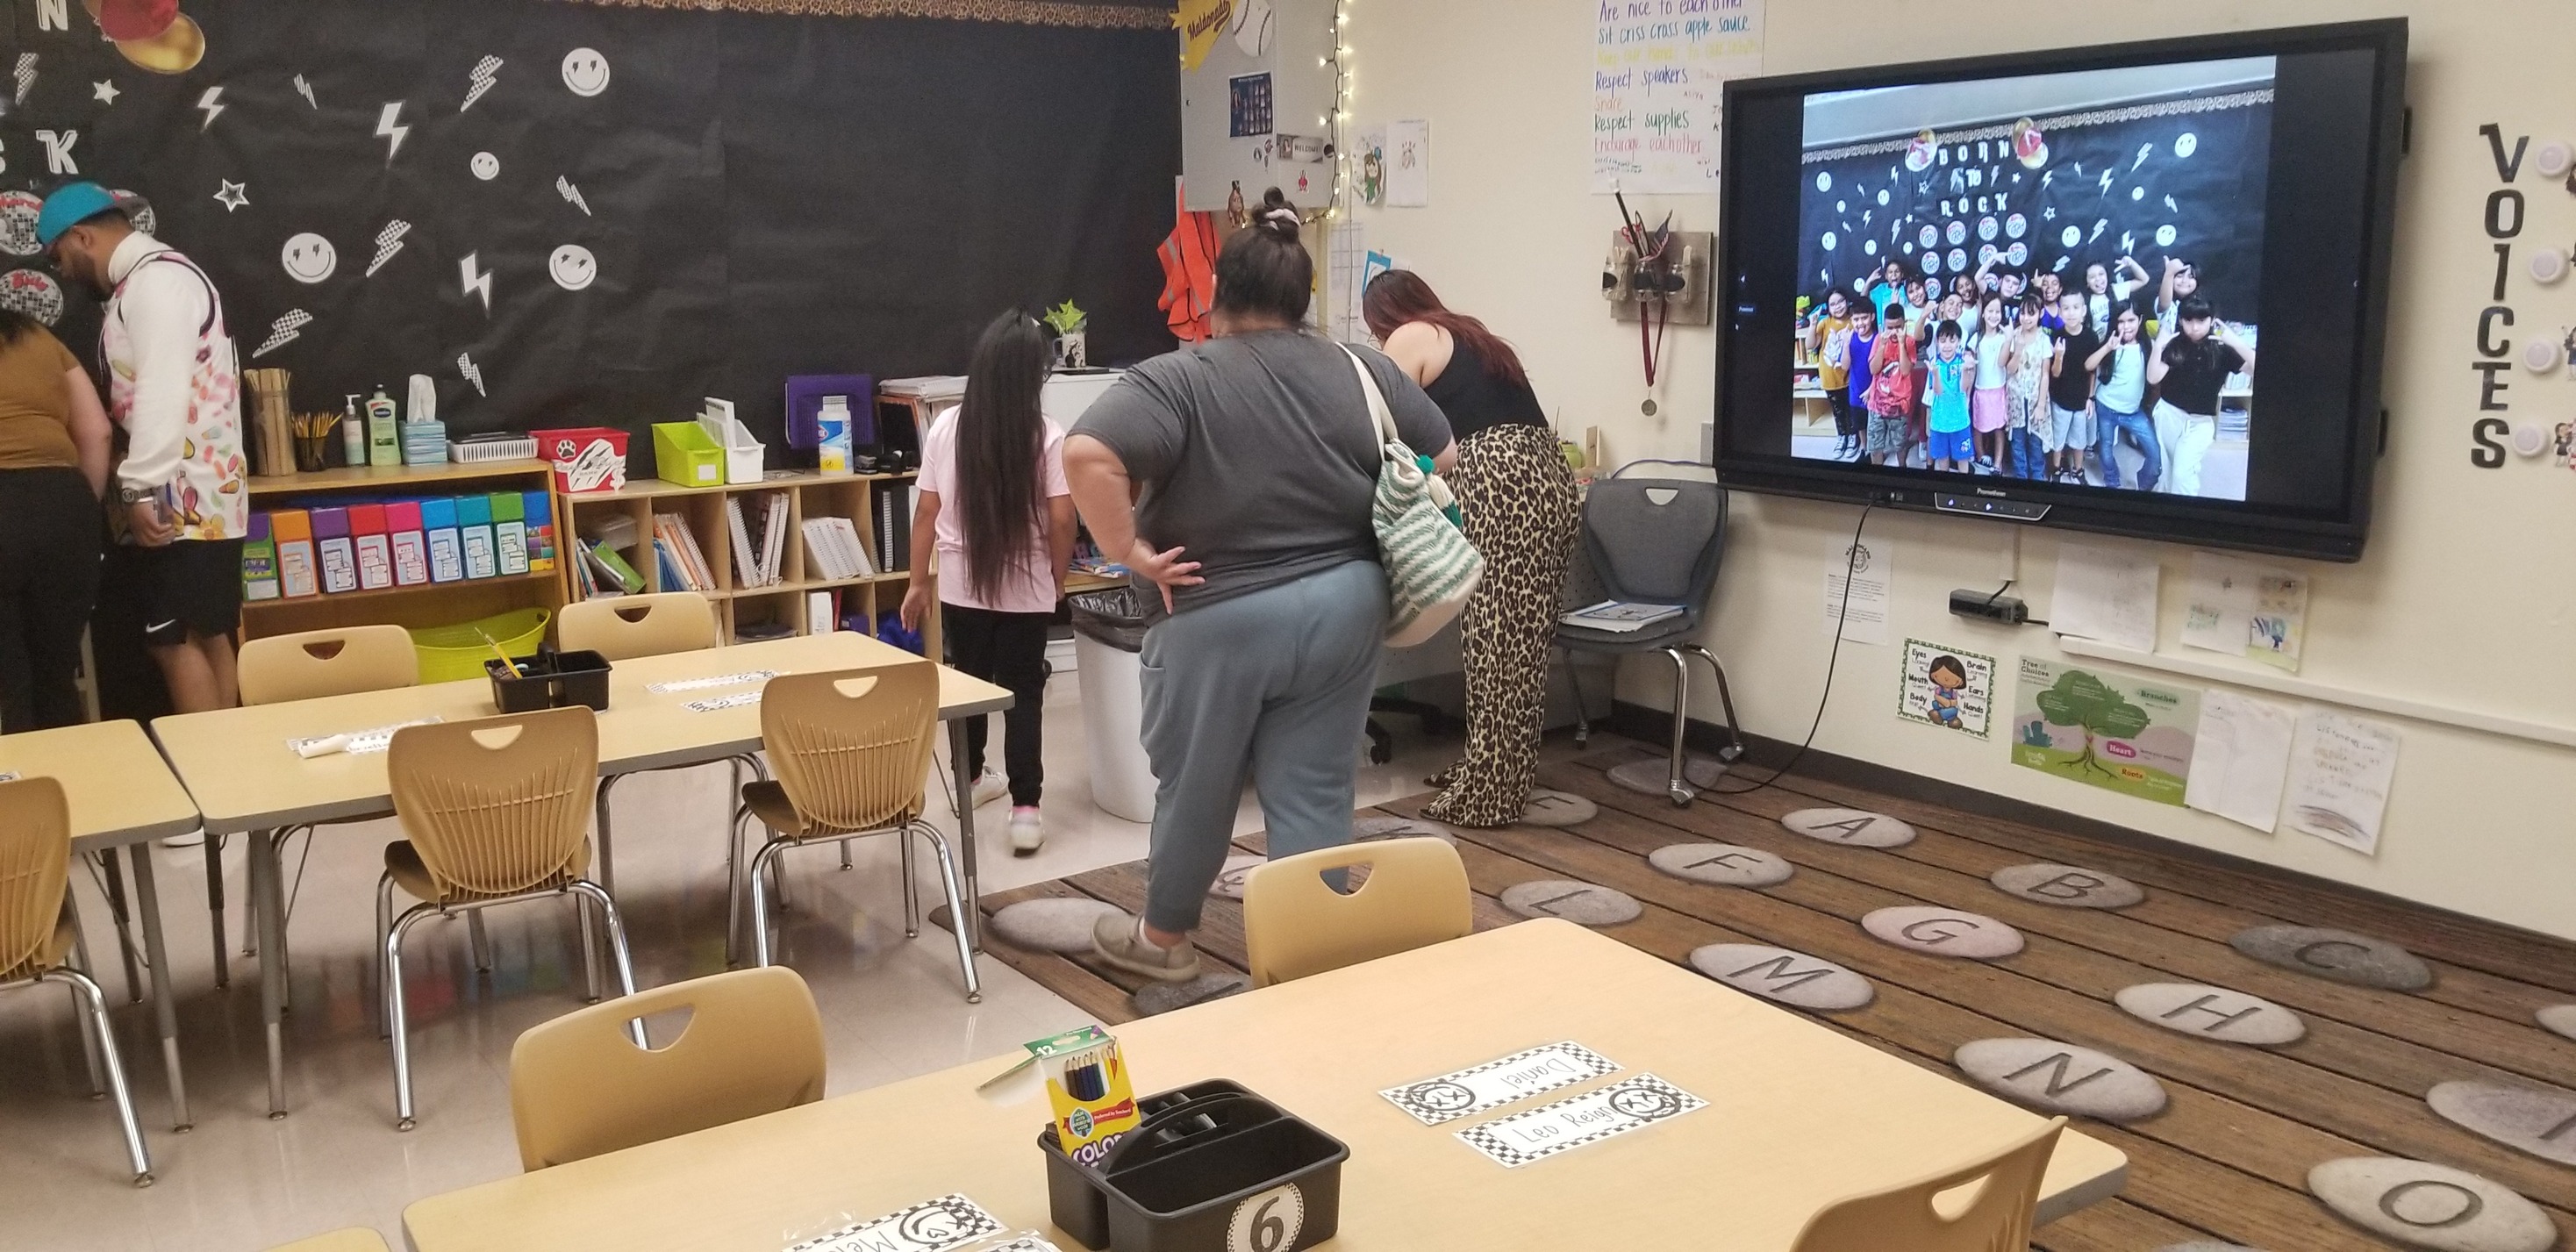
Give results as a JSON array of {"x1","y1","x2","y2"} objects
[{"x1": 1139, "y1": 559, "x2": 1389, "y2": 932}]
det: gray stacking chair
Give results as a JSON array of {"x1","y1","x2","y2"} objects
[{"x1": 1556, "y1": 461, "x2": 1743, "y2": 805}]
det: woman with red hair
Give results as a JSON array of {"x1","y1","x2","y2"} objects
[{"x1": 1364, "y1": 270, "x2": 1578, "y2": 827}]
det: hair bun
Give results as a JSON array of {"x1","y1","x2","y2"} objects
[{"x1": 1257, "y1": 188, "x2": 1301, "y2": 240}]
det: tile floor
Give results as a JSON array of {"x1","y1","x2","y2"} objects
[{"x1": 0, "y1": 671, "x2": 1456, "y2": 1252}]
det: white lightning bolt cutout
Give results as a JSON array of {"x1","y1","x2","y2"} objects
[
  {"x1": 2164, "y1": 195, "x2": 2179, "y2": 214},
  {"x1": 555, "y1": 175, "x2": 590, "y2": 217},
  {"x1": 462, "y1": 56, "x2": 501, "y2": 112},
  {"x1": 294, "y1": 75, "x2": 317, "y2": 109},
  {"x1": 457, "y1": 353, "x2": 486, "y2": 397},
  {"x1": 253, "y1": 310, "x2": 311, "y2": 360},
  {"x1": 2089, "y1": 218, "x2": 2108, "y2": 243},
  {"x1": 366, "y1": 219, "x2": 411, "y2": 277},
  {"x1": 375, "y1": 102, "x2": 410, "y2": 164},
  {"x1": 459, "y1": 253, "x2": 493, "y2": 314},
  {"x1": 14, "y1": 54, "x2": 34, "y2": 106},
  {"x1": 195, "y1": 85, "x2": 225, "y2": 132},
  {"x1": 2133, "y1": 143, "x2": 2153, "y2": 172}
]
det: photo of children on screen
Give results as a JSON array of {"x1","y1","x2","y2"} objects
[{"x1": 1790, "y1": 55, "x2": 2272, "y2": 503}]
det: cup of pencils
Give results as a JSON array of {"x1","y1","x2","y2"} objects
[{"x1": 292, "y1": 411, "x2": 340, "y2": 473}]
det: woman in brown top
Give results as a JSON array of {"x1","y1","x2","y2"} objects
[{"x1": 0, "y1": 309, "x2": 111, "y2": 730}]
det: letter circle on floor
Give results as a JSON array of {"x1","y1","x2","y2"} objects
[
  {"x1": 1989, "y1": 862, "x2": 2146, "y2": 908},
  {"x1": 1861, "y1": 905, "x2": 2024, "y2": 958},
  {"x1": 2114, "y1": 983, "x2": 2307, "y2": 1046},
  {"x1": 2229, "y1": 925, "x2": 2434, "y2": 991},
  {"x1": 1778, "y1": 807, "x2": 1916, "y2": 848},
  {"x1": 990, "y1": 898, "x2": 1127, "y2": 954},
  {"x1": 1208, "y1": 855, "x2": 1266, "y2": 900},
  {"x1": 2153, "y1": 1245, "x2": 2266, "y2": 1252},
  {"x1": 1352, "y1": 814, "x2": 1457, "y2": 843},
  {"x1": 2425, "y1": 1080, "x2": 2576, "y2": 1168},
  {"x1": 2306, "y1": 1158, "x2": 2557, "y2": 1252},
  {"x1": 2536, "y1": 1005, "x2": 2576, "y2": 1041},
  {"x1": 1499, "y1": 879, "x2": 1642, "y2": 926},
  {"x1": 1688, "y1": 944, "x2": 1874, "y2": 1010},
  {"x1": 1648, "y1": 842, "x2": 1794, "y2": 887},
  {"x1": 1952, "y1": 1038, "x2": 2168, "y2": 1121},
  {"x1": 1518, "y1": 789, "x2": 1599, "y2": 827}
]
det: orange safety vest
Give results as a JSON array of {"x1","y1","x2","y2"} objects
[{"x1": 1156, "y1": 182, "x2": 1219, "y2": 342}]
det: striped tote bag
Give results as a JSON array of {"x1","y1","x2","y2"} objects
[{"x1": 1341, "y1": 346, "x2": 1484, "y2": 646}]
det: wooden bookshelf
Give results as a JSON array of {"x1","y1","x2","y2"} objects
[
  {"x1": 556, "y1": 470, "x2": 936, "y2": 656},
  {"x1": 240, "y1": 458, "x2": 562, "y2": 641}
]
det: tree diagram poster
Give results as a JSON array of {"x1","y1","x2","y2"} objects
[
  {"x1": 1591, "y1": 0, "x2": 1764, "y2": 194},
  {"x1": 2010, "y1": 658, "x2": 2200, "y2": 805},
  {"x1": 1898, "y1": 639, "x2": 1994, "y2": 739}
]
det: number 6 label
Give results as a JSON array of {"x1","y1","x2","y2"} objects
[{"x1": 1226, "y1": 1183, "x2": 1305, "y2": 1252}]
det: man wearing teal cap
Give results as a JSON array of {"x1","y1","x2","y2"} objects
[{"x1": 39, "y1": 181, "x2": 248, "y2": 735}]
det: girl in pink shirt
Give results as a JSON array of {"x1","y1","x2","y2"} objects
[{"x1": 901, "y1": 311, "x2": 1075, "y2": 854}]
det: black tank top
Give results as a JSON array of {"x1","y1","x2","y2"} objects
[{"x1": 1422, "y1": 338, "x2": 1547, "y2": 441}]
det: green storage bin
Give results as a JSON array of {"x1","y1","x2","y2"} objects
[
  {"x1": 653, "y1": 421, "x2": 726, "y2": 489},
  {"x1": 410, "y1": 607, "x2": 552, "y2": 683}
]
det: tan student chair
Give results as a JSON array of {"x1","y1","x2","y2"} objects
[
  {"x1": 264, "y1": 1229, "x2": 391, "y2": 1252},
  {"x1": 1787, "y1": 1116, "x2": 2066, "y2": 1252},
  {"x1": 380, "y1": 706, "x2": 640, "y2": 1131},
  {"x1": 738, "y1": 663, "x2": 979, "y2": 999},
  {"x1": 509, "y1": 966, "x2": 826, "y2": 1170},
  {"x1": 0, "y1": 777, "x2": 153, "y2": 1185},
  {"x1": 557, "y1": 591, "x2": 779, "y2": 905},
  {"x1": 191, "y1": 626, "x2": 421, "y2": 996},
  {"x1": 1241, "y1": 836, "x2": 1473, "y2": 987}
]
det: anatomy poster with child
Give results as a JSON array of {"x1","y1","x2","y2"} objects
[{"x1": 1898, "y1": 640, "x2": 1994, "y2": 738}]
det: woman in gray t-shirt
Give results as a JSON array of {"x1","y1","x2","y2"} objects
[{"x1": 1066, "y1": 189, "x2": 1456, "y2": 984}]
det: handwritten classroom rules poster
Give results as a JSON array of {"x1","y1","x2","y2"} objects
[{"x1": 1592, "y1": 0, "x2": 1765, "y2": 194}]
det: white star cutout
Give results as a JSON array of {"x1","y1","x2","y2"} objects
[
  {"x1": 212, "y1": 180, "x2": 249, "y2": 212},
  {"x1": 93, "y1": 80, "x2": 119, "y2": 105}
]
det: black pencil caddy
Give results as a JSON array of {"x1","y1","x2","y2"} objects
[
  {"x1": 1040, "y1": 1082, "x2": 1348, "y2": 1252},
  {"x1": 485, "y1": 649, "x2": 612, "y2": 713}
]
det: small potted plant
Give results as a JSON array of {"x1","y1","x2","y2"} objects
[{"x1": 1044, "y1": 300, "x2": 1089, "y2": 369}]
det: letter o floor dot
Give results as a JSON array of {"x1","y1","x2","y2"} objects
[
  {"x1": 2536, "y1": 1005, "x2": 2576, "y2": 1041},
  {"x1": 1779, "y1": 807, "x2": 1916, "y2": 848},
  {"x1": 1648, "y1": 843, "x2": 1794, "y2": 887},
  {"x1": 989, "y1": 898, "x2": 1127, "y2": 954},
  {"x1": 2229, "y1": 925, "x2": 2434, "y2": 991},
  {"x1": 1862, "y1": 905, "x2": 2024, "y2": 959},
  {"x1": 1499, "y1": 879, "x2": 1642, "y2": 926},
  {"x1": 1352, "y1": 815, "x2": 1456, "y2": 844},
  {"x1": 1207, "y1": 855, "x2": 1265, "y2": 901},
  {"x1": 2307, "y1": 1157, "x2": 2556, "y2": 1252},
  {"x1": 1519, "y1": 790, "x2": 1599, "y2": 827},
  {"x1": 1989, "y1": 862, "x2": 2145, "y2": 909},
  {"x1": 1688, "y1": 944, "x2": 1873, "y2": 1010},
  {"x1": 1952, "y1": 1038, "x2": 2168, "y2": 1121},
  {"x1": 2426, "y1": 1080, "x2": 2576, "y2": 1168},
  {"x1": 2114, "y1": 983, "x2": 2307, "y2": 1046}
]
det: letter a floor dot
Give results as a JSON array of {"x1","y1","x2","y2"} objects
[
  {"x1": 1648, "y1": 842, "x2": 1794, "y2": 887},
  {"x1": 1989, "y1": 862, "x2": 2146, "y2": 908},
  {"x1": 1499, "y1": 879, "x2": 1642, "y2": 926},
  {"x1": 2229, "y1": 924, "x2": 2434, "y2": 991},
  {"x1": 1779, "y1": 807, "x2": 1916, "y2": 848},
  {"x1": 1862, "y1": 905, "x2": 2024, "y2": 958},
  {"x1": 2307, "y1": 1157, "x2": 2556, "y2": 1252},
  {"x1": 1207, "y1": 855, "x2": 1265, "y2": 901},
  {"x1": 1952, "y1": 1038, "x2": 2168, "y2": 1121},
  {"x1": 1687, "y1": 944, "x2": 1873, "y2": 1010}
]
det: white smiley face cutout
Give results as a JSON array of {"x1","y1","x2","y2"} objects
[
  {"x1": 549, "y1": 244, "x2": 597, "y2": 291},
  {"x1": 282, "y1": 233, "x2": 338, "y2": 284},
  {"x1": 470, "y1": 152, "x2": 500, "y2": 181},
  {"x1": 562, "y1": 48, "x2": 611, "y2": 97}
]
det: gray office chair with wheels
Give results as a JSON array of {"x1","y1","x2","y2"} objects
[{"x1": 1556, "y1": 461, "x2": 1743, "y2": 806}]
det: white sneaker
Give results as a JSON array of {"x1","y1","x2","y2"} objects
[
  {"x1": 970, "y1": 769, "x2": 1007, "y2": 808},
  {"x1": 1008, "y1": 807, "x2": 1044, "y2": 856}
]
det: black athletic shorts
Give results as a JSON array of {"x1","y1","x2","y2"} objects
[{"x1": 132, "y1": 539, "x2": 244, "y2": 647}]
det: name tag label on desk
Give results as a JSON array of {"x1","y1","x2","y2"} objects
[
  {"x1": 285, "y1": 717, "x2": 443, "y2": 757},
  {"x1": 684, "y1": 691, "x2": 765, "y2": 712},
  {"x1": 1381, "y1": 1041, "x2": 1620, "y2": 1125},
  {"x1": 648, "y1": 669, "x2": 780, "y2": 694},
  {"x1": 783, "y1": 1193, "x2": 1003, "y2": 1252},
  {"x1": 0, "y1": 771, "x2": 17, "y2": 783},
  {"x1": 1455, "y1": 1074, "x2": 1706, "y2": 1168},
  {"x1": 984, "y1": 1240, "x2": 1067, "y2": 1252}
]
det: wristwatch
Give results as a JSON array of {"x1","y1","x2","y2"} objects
[{"x1": 118, "y1": 484, "x2": 156, "y2": 505}]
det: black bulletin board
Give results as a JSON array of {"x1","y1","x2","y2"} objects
[{"x1": 0, "y1": 0, "x2": 1180, "y2": 468}]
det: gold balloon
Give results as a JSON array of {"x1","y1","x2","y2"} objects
[{"x1": 115, "y1": 12, "x2": 204, "y2": 75}]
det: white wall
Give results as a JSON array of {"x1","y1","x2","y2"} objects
[{"x1": 1345, "y1": 0, "x2": 2576, "y2": 940}]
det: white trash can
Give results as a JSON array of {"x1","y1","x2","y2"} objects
[{"x1": 1070, "y1": 589, "x2": 1156, "y2": 824}]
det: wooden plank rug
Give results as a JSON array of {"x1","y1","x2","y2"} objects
[{"x1": 954, "y1": 740, "x2": 2576, "y2": 1251}]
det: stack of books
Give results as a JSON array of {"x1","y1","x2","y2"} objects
[
  {"x1": 800, "y1": 517, "x2": 877, "y2": 581},
  {"x1": 652, "y1": 513, "x2": 717, "y2": 592},
  {"x1": 725, "y1": 490, "x2": 791, "y2": 588}
]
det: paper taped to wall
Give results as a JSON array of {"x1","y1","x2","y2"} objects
[
  {"x1": 2185, "y1": 688, "x2": 2298, "y2": 833},
  {"x1": 2053, "y1": 540, "x2": 2158, "y2": 653},
  {"x1": 2181, "y1": 550, "x2": 2308, "y2": 671},
  {"x1": 2282, "y1": 708, "x2": 2400, "y2": 855},
  {"x1": 1823, "y1": 537, "x2": 1892, "y2": 645}
]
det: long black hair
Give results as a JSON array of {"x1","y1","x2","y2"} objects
[
  {"x1": 955, "y1": 310, "x2": 1054, "y2": 605},
  {"x1": 1213, "y1": 188, "x2": 1311, "y2": 325},
  {"x1": 0, "y1": 309, "x2": 40, "y2": 348}
]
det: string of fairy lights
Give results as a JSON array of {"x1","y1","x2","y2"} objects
[{"x1": 1320, "y1": 0, "x2": 1351, "y2": 218}]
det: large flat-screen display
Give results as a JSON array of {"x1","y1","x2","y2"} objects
[{"x1": 1712, "y1": 21, "x2": 2404, "y2": 561}]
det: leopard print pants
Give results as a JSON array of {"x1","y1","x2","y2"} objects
[{"x1": 1421, "y1": 424, "x2": 1581, "y2": 828}]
